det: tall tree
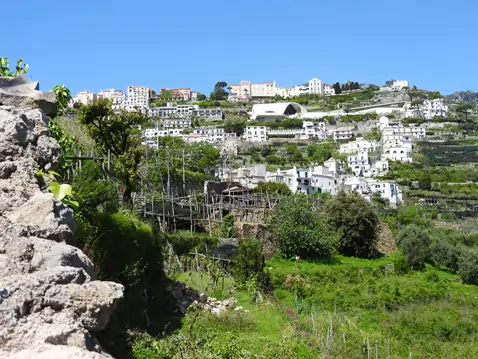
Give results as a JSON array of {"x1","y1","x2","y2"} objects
[
  {"x1": 333, "y1": 82, "x2": 342, "y2": 95},
  {"x1": 210, "y1": 81, "x2": 229, "y2": 100},
  {"x1": 457, "y1": 103, "x2": 475, "y2": 122},
  {"x1": 77, "y1": 99, "x2": 147, "y2": 204}
]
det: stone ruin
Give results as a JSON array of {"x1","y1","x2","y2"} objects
[{"x1": 0, "y1": 77, "x2": 124, "y2": 358}]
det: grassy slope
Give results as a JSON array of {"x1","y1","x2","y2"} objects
[{"x1": 132, "y1": 254, "x2": 478, "y2": 359}]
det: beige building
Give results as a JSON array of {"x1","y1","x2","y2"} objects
[
  {"x1": 71, "y1": 90, "x2": 97, "y2": 106},
  {"x1": 229, "y1": 80, "x2": 276, "y2": 100}
]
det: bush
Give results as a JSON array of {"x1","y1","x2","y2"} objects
[
  {"x1": 256, "y1": 181, "x2": 291, "y2": 196},
  {"x1": 428, "y1": 240, "x2": 463, "y2": 272},
  {"x1": 220, "y1": 214, "x2": 236, "y2": 238},
  {"x1": 458, "y1": 248, "x2": 478, "y2": 285},
  {"x1": 234, "y1": 239, "x2": 272, "y2": 293},
  {"x1": 270, "y1": 195, "x2": 340, "y2": 259},
  {"x1": 322, "y1": 191, "x2": 378, "y2": 258},
  {"x1": 396, "y1": 225, "x2": 431, "y2": 270}
]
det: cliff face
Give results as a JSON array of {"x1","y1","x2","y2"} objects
[{"x1": 0, "y1": 83, "x2": 123, "y2": 358}]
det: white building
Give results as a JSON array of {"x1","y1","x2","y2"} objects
[
  {"x1": 250, "y1": 102, "x2": 306, "y2": 121},
  {"x1": 381, "y1": 146, "x2": 412, "y2": 163},
  {"x1": 221, "y1": 164, "x2": 267, "y2": 188},
  {"x1": 324, "y1": 84, "x2": 335, "y2": 96},
  {"x1": 266, "y1": 166, "x2": 340, "y2": 195},
  {"x1": 381, "y1": 125, "x2": 426, "y2": 141},
  {"x1": 97, "y1": 89, "x2": 126, "y2": 109},
  {"x1": 71, "y1": 90, "x2": 97, "y2": 106},
  {"x1": 126, "y1": 86, "x2": 152, "y2": 111},
  {"x1": 229, "y1": 80, "x2": 276, "y2": 100},
  {"x1": 193, "y1": 108, "x2": 223, "y2": 120},
  {"x1": 245, "y1": 126, "x2": 267, "y2": 142},
  {"x1": 404, "y1": 99, "x2": 449, "y2": 120},
  {"x1": 347, "y1": 152, "x2": 371, "y2": 176},
  {"x1": 340, "y1": 137, "x2": 377, "y2": 154},
  {"x1": 366, "y1": 179, "x2": 402, "y2": 206},
  {"x1": 308, "y1": 78, "x2": 324, "y2": 95},
  {"x1": 290, "y1": 85, "x2": 310, "y2": 97},
  {"x1": 391, "y1": 80, "x2": 409, "y2": 91},
  {"x1": 163, "y1": 119, "x2": 192, "y2": 128},
  {"x1": 332, "y1": 128, "x2": 354, "y2": 142},
  {"x1": 363, "y1": 160, "x2": 390, "y2": 178},
  {"x1": 193, "y1": 126, "x2": 225, "y2": 143},
  {"x1": 275, "y1": 87, "x2": 293, "y2": 98},
  {"x1": 148, "y1": 105, "x2": 198, "y2": 118}
]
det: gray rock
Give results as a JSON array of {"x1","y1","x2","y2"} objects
[
  {"x1": 0, "y1": 105, "x2": 124, "y2": 357},
  {"x1": 0, "y1": 76, "x2": 57, "y2": 116},
  {"x1": 7, "y1": 192, "x2": 77, "y2": 243}
]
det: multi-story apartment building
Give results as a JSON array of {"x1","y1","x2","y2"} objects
[
  {"x1": 163, "y1": 119, "x2": 192, "y2": 128},
  {"x1": 308, "y1": 78, "x2": 324, "y2": 95},
  {"x1": 275, "y1": 87, "x2": 293, "y2": 98},
  {"x1": 193, "y1": 108, "x2": 223, "y2": 120},
  {"x1": 143, "y1": 128, "x2": 184, "y2": 139},
  {"x1": 332, "y1": 128, "x2": 354, "y2": 142},
  {"x1": 71, "y1": 90, "x2": 97, "y2": 106},
  {"x1": 290, "y1": 85, "x2": 310, "y2": 97},
  {"x1": 148, "y1": 105, "x2": 196, "y2": 118},
  {"x1": 390, "y1": 80, "x2": 409, "y2": 91},
  {"x1": 229, "y1": 80, "x2": 276, "y2": 100},
  {"x1": 245, "y1": 126, "x2": 267, "y2": 142},
  {"x1": 347, "y1": 152, "x2": 371, "y2": 176},
  {"x1": 193, "y1": 126, "x2": 225, "y2": 143},
  {"x1": 366, "y1": 179, "x2": 402, "y2": 206},
  {"x1": 382, "y1": 125, "x2": 426, "y2": 141},
  {"x1": 127, "y1": 86, "x2": 152, "y2": 111},
  {"x1": 404, "y1": 99, "x2": 449, "y2": 119},
  {"x1": 97, "y1": 89, "x2": 126, "y2": 109},
  {"x1": 340, "y1": 137, "x2": 377, "y2": 154}
]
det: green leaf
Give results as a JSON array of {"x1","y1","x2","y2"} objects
[
  {"x1": 47, "y1": 170, "x2": 61, "y2": 178},
  {"x1": 63, "y1": 198, "x2": 79, "y2": 211},
  {"x1": 35, "y1": 170, "x2": 44, "y2": 177},
  {"x1": 49, "y1": 182, "x2": 73, "y2": 201}
]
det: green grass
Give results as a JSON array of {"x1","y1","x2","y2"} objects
[{"x1": 131, "y1": 254, "x2": 478, "y2": 358}]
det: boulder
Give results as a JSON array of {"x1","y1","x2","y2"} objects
[{"x1": 0, "y1": 77, "x2": 57, "y2": 116}]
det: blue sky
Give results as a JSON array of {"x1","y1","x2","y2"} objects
[{"x1": 2, "y1": 0, "x2": 477, "y2": 95}]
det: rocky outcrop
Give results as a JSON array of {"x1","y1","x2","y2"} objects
[
  {"x1": 0, "y1": 105, "x2": 123, "y2": 358},
  {"x1": 0, "y1": 77, "x2": 58, "y2": 117}
]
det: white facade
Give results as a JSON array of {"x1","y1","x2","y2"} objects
[
  {"x1": 97, "y1": 89, "x2": 126, "y2": 109},
  {"x1": 193, "y1": 108, "x2": 223, "y2": 120},
  {"x1": 149, "y1": 104, "x2": 197, "y2": 118},
  {"x1": 324, "y1": 84, "x2": 335, "y2": 96},
  {"x1": 143, "y1": 128, "x2": 184, "y2": 140},
  {"x1": 391, "y1": 80, "x2": 409, "y2": 91},
  {"x1": 340, "y1": 137, "x2": 377, "y2": 154},
  {"x1": 290, "y1": 85, "x2": 310, "y2": 97},
  {"x1": 308, "y1": 78, "x2": 324, "y2": 95},
  {"x1": 193, "y1": 126, "x2": 225, "y2": 143},
  {"x1": 348, "y1": 152, "x2": 371, "y2": 176},
  {"x1": 382, "y1": 125, "x2": 426, "y2": 140},
  {"x1": 220, "y1": 164, "x2": 267, "y2": 188},
  {"x1": 127, "y1": 86, "x2": 152, "y2": 111},
  {"x1": 163, "y1": 119, "x2": 192, "y2": 128},
  {"x1": 332, "y1": 128, "x2": 354, "y2": 142},
  {"x1": 245, "y1": 126, "x2": 267, "y2": 142},
  {"x1": 71, "y1": 90, "x2": 97, "y2": 106},
  {"x1": 422, "y1": 99, "x2": 449, "y2": 119},
  {"x1": 275, "y1": 87, "x2": 293, "y2": 98},
  {"x1": 381, "y1": 146, "x2": 412, "y2": 163},
  {"x1": 366, "y1": 179, "x2": 402, "y2": 205}
]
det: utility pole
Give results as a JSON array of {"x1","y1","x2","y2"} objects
[{"x1": 182, "y1": 148, "x2": 186, "y2": 195}]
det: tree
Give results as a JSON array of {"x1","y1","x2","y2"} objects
[
  {"x1": 333, "y1": 82, "x2": 342, "y2": 95},
  {"x1": 270, "y1": 194, "x2": 340, "y2": 259},
  {"x1": 256, "y1": 181, "x2": 291, "y2": 196},
  {"x1": 234, "y1": 239, "x2": 271, "y2": 293},
  {"x1": 396, "y1": 225, "x2": 431, "y2": 270},
  {"x1": 419, "y1": 170, "x2": 432, "y2": 190},
  {"x1": 187, "y1": 142, "x2": 220, "y2": 175},
  {"x1": 77, "y1": 99, "x2": 147, "y2": 204},
  {"x1": 458, "y1": 248, "x2": 478, "y2": 285},
  {"x1": 53, "y1": 84, "x2": 72, "y2": 115},
  {"x1": 322, "y1": 191, "x2": 379, "y2": 258},
  {"x1": 456, "y1": 103, "x2": 475, "y2": 122},
  {"x1": 196, "y1": 93, "x2": 207, "y2": 101},
  {"x1": 224, "y1": 114, "x2": 247, "y2": 135},
  {"x1": 210, "y1": 81, "x2": 229, "y2": 100}
]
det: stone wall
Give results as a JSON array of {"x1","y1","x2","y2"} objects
[{"x1": 0, "y1": 81, "x2": 123, "y2": 359}]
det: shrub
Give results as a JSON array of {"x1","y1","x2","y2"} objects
[
  {"x1": 270, "y1": 194, "x2": 340, "y2": 259},
  {"x1": 256, "y1": 181, "x2": 291, "y2": 196},
  {"x1": 396, "y1": 225, "x2": 431, "y2": 270},
  {"x1": 458, "y1": 248, "x2": 478, "y2": 285},
  {"x1": 220, "y1": 214, "x2": 236, "y2": 238},
  {"x1": 428, "y1": 240, "x2": 463, "y2": 272},
  {"x1": 322, "y1": 191, "x2": 378, "y2": 258},
  {"x1": 234, "y1": 238, "x2": 272, "y2": 293}
]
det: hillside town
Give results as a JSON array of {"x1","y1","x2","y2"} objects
[{"x1": 68, "y1": 77, "x2": 449, "y2": 207}]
